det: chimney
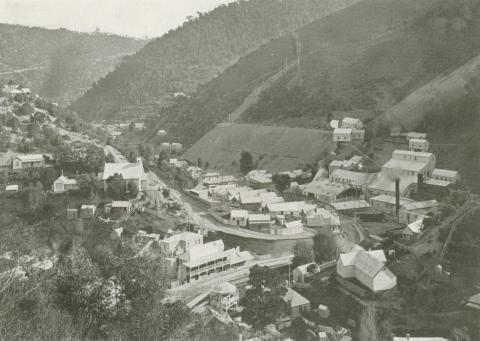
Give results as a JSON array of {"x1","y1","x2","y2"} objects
[
  {"x1": 417, "y1": 173, "x2": 424, "y2": 194},
  {"x1": 395, "y1": 179, "x2": 400, "y2": 217}
]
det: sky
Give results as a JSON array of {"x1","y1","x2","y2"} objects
[{"x1": 0, "y1": 0, "x2": 235, "y2": 38}]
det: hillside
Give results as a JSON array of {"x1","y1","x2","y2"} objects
[
  {"x1": 70, "y1": 0, "x2": 363, "y2": 120},
  {"x1": 374, "y1": 54, "x2": 480, "y2": 193},
  {"x1": 144, "y1": 0, "x2": 480, "y2": 146},
  {"x1": 182, "y1": 123, "x2": 333, "y2": 173},
  {"x1": 0, "y1": 24, "x2": 145, "y2": 102}
]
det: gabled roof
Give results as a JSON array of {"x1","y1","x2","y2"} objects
[
  {"x1": 330, "y1": 169, "x2": 375, "y2": 186},
  {"x1": 403, "y1": 200, "x2": 438, "y2": 211},
  {"x1": 367, "y1": 173, "x2": 416, "y2": 194},
  {"x1": 352, "y1": 250, "x2": 385, "y2": 278},
  {"x1": 54, "y1": 176, "x2": 77, "y2": 185},
  {"x1": 230, "y1": 210, "x2": 249, "y2": 219},
  {"x1": 432, "y1": 168, "x2": 458, "y2": 178},
  {"x1": 15, "y1": 154, "x2": 44, "y2": 162},
  {"x1": 181, "y1": 240, "x2": 225, "y2": 265},
  {"x1": 383, "y1": 159, "x2": 429, "y2": 172},
  {"x1": 282, "y1": 288, "x2": 310, "y2": 307},
  {"x1": 392, "y1": 149, "x2": 433, "y2": 159},
  {"x1": 267, "y1": 201, "x2": 316, "y2": 213},
  {"x1": 333, "y1": 128, "x2": 352, "y2": 134},
  {"x1": 285, "y1": 220, "x2": 303, "y2": 229},
  {"x1": 103, "y1": 162, "x2": 146, "y2": 180},
  {"x1": 163, "y1": 231, "x2": 201, "y2": 243},
  {"x1": 370, "y1": 194, "x2": 413, "y2": 206},
  {"x1": 331, "y1": 200, "x2": 370, "y2": 211},
  {"x1": 393, "y1": 338, "x2": 448, "y2": 341},
  {"x1": 407, "y1": 218, "x2": 425, "y2": 234},
  {"x1": 111, "y1": 201, "x2": 131, "y2": 208},
  {"x1": 248, "y1": 214, "x2": 271, "y2": 222}
]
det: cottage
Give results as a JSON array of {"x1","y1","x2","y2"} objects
[
  {"x1": 333, "y1": 128, "x2": 352, "y2": 142},
  {"x1": 111, "y1": 201, "x2": 133, "y2": 216},
  {"x1": 239, "y1": 192, "x2": 263, "y2": 211},
  {"x1": 405, "y1": 132, "x2": 427, "y2": 140},
  {"x1": 53, "y1": 175, "x2": 78, "y2": 193},
  {"x1": 230, "y1": 210, "x2": 249, "y2": 227},
  {"x1": 80, "y1": 205, "x2": 96, "y2": 219},
  {"x1": 409, "y1": 138, "x2": 429, "y2": 152},
  {"x1": 102, "y1": 157, "x2": 147, "y2": 191},
  {"x1": 12, "y1": 154, "x2": 45, "y2": 170},
  {"x1": 431, "y1": 168, "x2": 460, "y2": 184},
  {"x1": 281, "y1": 288, "x2": 310, "y2": 319},
  {"x1": 5, "y1": 184, "x2": 19, "y2": 192},
  {"x1": 66, "y1": 208, "x2": 78, "y2": 220},
  {"x1": 351, "y1": 129, "x2": 365, "y2": 142},
  {"x1": 293, "y1": 263, "x2": 316, "y2": 284},
  {"x1": 337, "y1": 250, "x2": 396, "y2": 292},
  {"x1": 401, "y1": 218, "x2": 425, "y2": 241},
  {"x1": 157, "y1": 129, "x2": 167, "y2": 136},
  {"x1": 159, "y1": 231, "x2": 203, "y2": 257},
  {"x1": 201, "y1": 175, "x2": 237, "y2": 189},
  {"x1": 341, "y1": 117, "x2": 364, "y2": 130},
  {"x1": 171, "y1": 143, "x2": 182, "y2": 152},
  {"x1": 247, "y1": 214, "x2": 272, "y2": 232}
]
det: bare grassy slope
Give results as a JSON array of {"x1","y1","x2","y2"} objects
[{"x1": 182, "y1": 123, "x2": 333, "y2": 172}]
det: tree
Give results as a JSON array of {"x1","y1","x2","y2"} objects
[
  {"x1": 240, "y1": 265, "x2": 288, "y2": 328},
  {"x1": 129, "y1": 121, "x2": 135, "y2": 132},
  {"x1": 197, "y1": 157, "x2": 203, "y2": 168},
  {"x1": 292, "y1": 241, "x2": 313, "y2": 268},
  {"x1": 272, "y1": 173, "x2": 290, "y2": 192},
  {"x1": 17, "y1": 102, "x2": 34, "y2": 116},
  {"x1": 127, "y1": 181, "x2": 139, "y2": 197},
  {"x1": 239, "y1": 150, "x2": 254, "y2": 174},
  {"x1": 313, "y1": 233, "x2": 336, "y2": 263},
  {"x1": 158, "y1": 150, "x2": 169, "y2": 166},
  {"x1": 107, "y1": 173, "x2": 126, "y2": 199},
  {"x1": 39, "y1": 167, "x2": 58, "y2": 190},
  {"x1": 77, "y1": 173, "x2": 97, "y2": 196},
  {"x1": 23, "y1": 181, "x2": 45, "y2": 213}
]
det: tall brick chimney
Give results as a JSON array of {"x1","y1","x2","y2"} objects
[{"x1": 395, "y1": 178, "x2": 400, "y2": 217}]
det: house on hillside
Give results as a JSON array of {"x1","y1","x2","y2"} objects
[
  {"x1": 303, "y1": 179, "x2": 350, "y2": 203},
  {"x1": 337, "y1": 250, "x2": 396, "y2": 292},
  {"x1": 341, "y1": 117, "x2": 364, "y2": 130},
  {"x1": 230, "y1": 210, "x2": 248, "y2": 227},
  {"x1": 53, "y1": 175, "x2": 78, "y2": 193},
  {"x1": 430, "y1": 168, "x2": 460, "y2": 184},
  {"x1": 409, "y1": 138, "x2": 429, "y2": 152},
  {"x1": 293, "y1": 263, "x2": 316, "y2": 284},
  {"x1": 159, "y1": 231, "x2": 203, "y2": 258},
  {"x1": 102, "y1": 157, "x2": 147, "y2": 191},
  {"x1": 80, "y1": 205, "x2": 96, "y2": 219},
  {"x1": 281, "y1": 288, "x2": 311, "y2": 319},
  {"x1": 12, "y1": 154, "x2": 45, "y2": 170},
  {"x1": 333, "y1": 128, "x2": 352, "y2": 142},
  {"x1": 246, "y1": 170, "x2": 273, "y2": 189},
  {"x1": 247, "y1": 214, "x2": 272, "y2": 232}
]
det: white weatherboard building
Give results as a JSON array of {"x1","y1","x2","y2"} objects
[
  {"x1": 337, "y1": 250, "x2": 396, "y2": 292},
  {"x1": 102, "y1": 157, "x2": 147, "y2": 191},
  {"x1": 53, "y1": 175, "x2": 78, "y2": 193},
  {"x1": 177, "y1": 240, "x2": 253, "y2": 284},
  {"x1": 341, "y1": 117, "x2": 364, "y2": 130},
  {"x1": 12, "y1": 154, "x2": 45, "y2": 170}
]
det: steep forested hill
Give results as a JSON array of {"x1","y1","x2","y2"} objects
[
  {"x1": 70, "y1": 0, "x2": 363, "y2": 120},
  {"x1": 141, "y1": 0, "x2": 480, "y2": 143},
  {"x1": 0, "y1": 24, "x2": 145, "y2": 102}
]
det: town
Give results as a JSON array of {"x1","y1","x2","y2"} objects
[{"x1": 0, "y1": 79, "x2": 478, "y2": 341}]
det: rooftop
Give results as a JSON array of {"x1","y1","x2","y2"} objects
[
  {"x1": 230, "y1": 210, "x2": 249, "y2": 219},
  {"x1": 403, "y1": 200, "x2": 438, "y2": 211},
  {"x1": 432, "y1": 168, "x2": 458, "y2": 178},
  {"x1": 392, "y1": 149, "x2": 433, "y2": 159},
  {"x1": 282, "y1": 288, "x2": 310, "y2": 307},
  {"x1": 383, "y1": 158, "x2": 429, "y2": 172},
  {"x1": 267, "y1": 201, "x2": 316, "y2": 213},
  {"x1": 330, "y1": 169, "x2": 375, "y2": 186},
  {"x1": 163, "y1": 231, "x2": 201, "y2": 243},
  {"x1": 331, "y1": 200, "x2": 370, "y2": 211},
  {"x1": 370, "y1": 194, "x2": 414, "y2": 206},
  {"x1": 15, "y1": 154, "x2": 44, "y2": 162},
  {"x1": 248, "y1": 214, "x2": 271, "y2": 222},
  {"x1": 103, "y1": 162, "x2": 146, "y2": 180},
  {"x1": 334, "y1": 128, "x2": 352, "y2": 134},
  {"x1": 54, "y1": 176, "x2": 77, "y2": 185},
  {"x1": 111, "y1": 201, "x2": 131, "y2": 208},
  {"x1": 367, "y1": 173, "x2": 417, "y2": 193}
]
